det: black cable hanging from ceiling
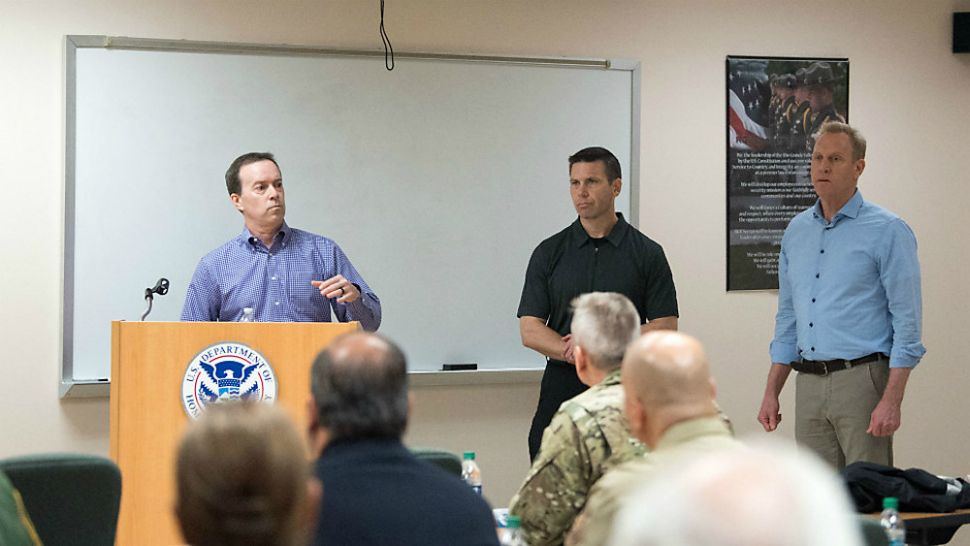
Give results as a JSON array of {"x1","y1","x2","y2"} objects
[{"x1": 380, "y1": 0, "x2": 395, "y2": 71}]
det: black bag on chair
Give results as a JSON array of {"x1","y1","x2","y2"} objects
[{"x1": 842, "y1": 461, "x2": 970, "y2": 513}]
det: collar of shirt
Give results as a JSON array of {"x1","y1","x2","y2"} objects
[
  {"x1": 569, "y1": 212, "x2": 631, "y2": 248},
  {"x1": 654, "y1": 415, "x2": 732, "y2": 452},
  {"x1": 599, "y1": 368, "x2": 623, "y2": 388},
  {"x1": 811, "y1": 190, "x2": 863, "y2": 227},
  {"x1": 236, "y1": 222, "x2": 292, "y2": 252},
  {"x1": 319, "y1": 436, "x2": 405, "y2": 459}
]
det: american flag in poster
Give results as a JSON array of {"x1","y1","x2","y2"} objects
[{"x1": 728, "y1": 63, "x2": 770, "y2": 151}]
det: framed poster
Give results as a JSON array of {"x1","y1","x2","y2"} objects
[{"x1": 726, "y1": 56, "x2": 848, "y2": 291}]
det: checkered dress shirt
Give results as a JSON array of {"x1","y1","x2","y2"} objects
[{"x1": 181, "y1": 223, "x2": 381, "y2": 330}]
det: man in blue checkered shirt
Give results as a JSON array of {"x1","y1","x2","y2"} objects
[{"x1": 181, "y1": 152, "x2": 381, "y2": 330}]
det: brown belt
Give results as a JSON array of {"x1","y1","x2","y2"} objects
[{"x1": 791, "y1": 353, "x2": 886, "y2": 375}]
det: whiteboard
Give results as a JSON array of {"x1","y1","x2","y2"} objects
[{"x1": 64, "y1": 36, "x2": 638, "y2": 381}]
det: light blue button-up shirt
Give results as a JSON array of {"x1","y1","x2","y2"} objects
[
  {"x1": 770, "y1": 191, "x2": 925, "y2": 368},
  {"x1": 181, "y1": 223, "x2": 381, "y2": 331}
]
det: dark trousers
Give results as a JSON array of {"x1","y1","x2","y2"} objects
[{"x1": 528, "y1": 360, "x2": 588, "y2": 461}]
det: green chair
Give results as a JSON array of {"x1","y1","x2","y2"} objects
[
  {"x1": 0, "y1": 453, "x2": 121, "y2": 546},
  {"x1": 411, "y1": 447, "x2": 462, "y2": 477},
  {"x1": 0, "y1": 470, "x2": 42, "y2": 546}
]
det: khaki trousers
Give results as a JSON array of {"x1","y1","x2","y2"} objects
[{"x1": 795, "y1": 358, "x2": 892, "y2": 469}]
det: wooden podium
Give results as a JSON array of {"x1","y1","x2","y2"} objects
[{"x1": 109, "y1": 320, "x2": 358, "y2": 546}]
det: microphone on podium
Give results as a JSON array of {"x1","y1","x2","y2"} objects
[{"x1": 141, "y1": 277, "x2": 170, "y2": 321}]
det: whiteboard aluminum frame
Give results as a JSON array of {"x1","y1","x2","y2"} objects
[{"x1": 61, "y1": 35, "x2": 642, "y2": 398}]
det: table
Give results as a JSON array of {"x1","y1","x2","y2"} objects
[{"x1": 868, "y1": 509, "x2": 970, "y2": 545}]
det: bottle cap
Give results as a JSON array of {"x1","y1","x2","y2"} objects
[
  {"x1": 463, "y1": 451, "x2": 476, "y2": 460},
  {"x1": 506, "y1": 515, "x2": 521, "y2": 529},
  {"x1": 883, "y1": 497, "x2": 899, "y2": 510}
]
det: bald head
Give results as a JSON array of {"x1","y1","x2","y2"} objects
[
  {"x1": 327, "y1": 332, "x2": 394, "y2": 367},
  {"x1": 622, "y1": 331, "x2": 713, "y2": 412},
  {"x1": 610, "y1": 443, "x2": 865, "y2": 546},
  {"x1": 310, "y1": 332, "x2": 409, "y2": 441}
]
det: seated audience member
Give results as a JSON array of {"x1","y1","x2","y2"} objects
[
  {"x1": 175, "y1": 401, "x2": 314, "y2": 546},
  {"x1": 608, "y1": 441, "x2": 865, "y2": 546},
  {"x1": 510, "y1": 292, "x2": 644, "y2": 546},
  {"x1": 568, "y1": 331, "x2": 737, "y2": 546},
  {"x1": 308, "y1": 332, "x2": 499, "y2": 546},
  {"x1": 0, "y1": 471, "x2": 42, "y2": 546}
]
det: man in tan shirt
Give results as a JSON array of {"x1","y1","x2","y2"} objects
[{"x1": 567, "y1": 331, "x2": 738, "y2": 546}]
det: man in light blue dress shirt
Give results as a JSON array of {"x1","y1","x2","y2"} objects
[
  {"x1": 757, "y1": 122, "x2": 925, "y2": 469},
  {"x1": 181, "y1": 152, "x2": 381, "y2": 330}
]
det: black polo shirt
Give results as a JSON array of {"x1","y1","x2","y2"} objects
[{"x1": 517, "y1": 213, "x2": 678, "y2": 340}]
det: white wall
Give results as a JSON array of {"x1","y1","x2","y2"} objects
[{"x1": 3, "y1": 0, "x2": 970, "y2": 536}]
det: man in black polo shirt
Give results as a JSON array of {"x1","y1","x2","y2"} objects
[{"x1": 518, "y1": 146, "x2": 679, "y2": 460}]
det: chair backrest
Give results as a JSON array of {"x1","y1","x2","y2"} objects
[
  {"x1": 411, "y1": 447, "x2": 462, "y2": 477},
  {"x1": 0, "y1": 453, "x2": 121, "y2": 546},
  {"x1": 0, "y1": 470, "x2": 42, "y2": 546}
]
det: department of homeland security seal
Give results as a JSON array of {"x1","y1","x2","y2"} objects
[{"x1": 181, "y1": 342, "x2": 278, "y2": 419}]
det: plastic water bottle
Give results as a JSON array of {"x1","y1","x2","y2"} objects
[
  {"x1": 501, "y1": 515, "x2": 527, "y2": 546},
  {"x1": 461, "y1": 451, "x2": 482, "y2": 495},
  {"x1": 880, "y1": 496, "x2": 906, "y2": 546},
  {"x1": 239, "y1": 307, "x2": 255, "y2": 322}
]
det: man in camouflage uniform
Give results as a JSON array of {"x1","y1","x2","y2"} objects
[
  {"x1": 566, "y1": 331, "x2": 738, "y2": 546},
  {"x1": 804, "y1": 61, "x2": 846, "y2": 150},
  {"x1": 509, "y1": 292, "x2": 644, "y2": 546}
]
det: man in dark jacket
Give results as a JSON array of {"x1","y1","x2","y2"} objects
[{"x1": 308, "y1": 332, "x2": 499, "y2": 546}]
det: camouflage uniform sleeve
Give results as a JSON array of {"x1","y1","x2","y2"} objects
[
  {"x1": 509, "y1": 409, "x2": 592, "y2": 546},
  {"x1": 565, "y1": 463, "x2": 634, "y2": 546}
]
